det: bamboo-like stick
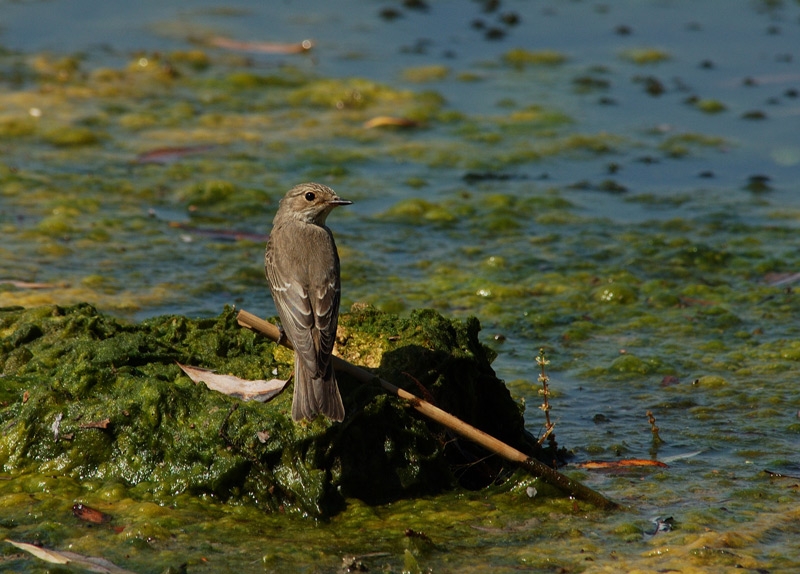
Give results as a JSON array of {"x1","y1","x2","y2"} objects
[{"x1": 236, "y1": 309, "x2": 619, "y2": 510}]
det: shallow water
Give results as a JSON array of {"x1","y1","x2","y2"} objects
[{"x1": 1, "y1": 0, "x2": 799, "y2": 572}]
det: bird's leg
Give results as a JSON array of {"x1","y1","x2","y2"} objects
[{"x1": 276, "y1": 325, "x2": 288, "y2": 346}]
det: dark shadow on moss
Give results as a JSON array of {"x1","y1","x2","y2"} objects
[{"x1": 337, "y1": 306, "x2": 551, "y2": 492}]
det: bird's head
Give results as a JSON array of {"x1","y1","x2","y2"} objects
[{"x1": 277, "y1": 182, "x2": 352, "y2": 225}]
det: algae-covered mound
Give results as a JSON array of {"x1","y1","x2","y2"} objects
[{"x1": 0, "y1": 303, "x2": 546, "y2": 517}]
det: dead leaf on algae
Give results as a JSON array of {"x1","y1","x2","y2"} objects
[{"x1": 177, "y1": 362, "x2": 288, "y2": 402}]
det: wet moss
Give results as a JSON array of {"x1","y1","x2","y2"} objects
[
  {"x1": 619, "y1": 48, "x2": 671, "y2": 65},
  {"x1": 502, "y1": 49, "x2": 567, "y2": 69},
  {"x1": 221, "y1": 70, "x2": 307, "y2": 90},
  {"x1": 169, "y1": 50, "x2": 212, "y2": 72},
  {"x1": 694, "y1": 98, "x2": 727, "y2": 114},
  {"x1": 592, "y1": 283, "x2": 639, "y2": 304},
  {"x1": 30, "y1": 54, "x2": 83, "y2": 81},
  {"x1": 497, "y1": 105, "x2": 572, "y2": 131},
  {"x1": 42, "y1": 125, "x2": 102, "y2": 147},
  {"x1": 177, "y1": 179, "x2": 237, "y2": 206},
  {"x1": 0, "y1": 303, "x2": 547, "y2": 518},
  {"x1": 286, "y1": 78, "x2": 417, "y2": 110},
  {"x1": 0, "y1": 116, "x2": 37, "y2": 138},
  {"x1": 626, "y1": 353, "x2": 664, "y2": 375},
  {"x1": 402, "y1": 65, "x2": 450, "y2": 83},
  {"x1": 380, "y1": 197, "x2": 470, "y2": 225}
]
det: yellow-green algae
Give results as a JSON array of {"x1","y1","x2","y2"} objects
[
  {"x1": 401, "y1": 64, "x2": 450, "y2": 83},
  {"x1": 694, "y1": 98, "x2": 728, "y2": 114},
  {"x1": 502, "y1": 48, "x2": 568, "y2": 69},
  {"x1": 619, "y1": 47, "x2": 672, "y2": 65},
  {"x1": 658, "y1": 132, "x2": 729, "y2": 157}
]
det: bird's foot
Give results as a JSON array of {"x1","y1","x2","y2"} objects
[{"x1": 277, "y1": 325, "x2": 288, "y2": 346}]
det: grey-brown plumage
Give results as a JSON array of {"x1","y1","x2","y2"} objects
[{"x1": 265, "y1": 182, "x2": 351, "y2": 422}]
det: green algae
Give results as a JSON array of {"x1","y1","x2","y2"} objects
[
  {"x1": 42, "y1": 125, "x2": 103, "y2": 147},
  {"x1": 694, "y1": 98, "x2": 728, "y2": 114},
  {"x1": 658, "y1": 132, "x2": 729, "y2": 157},
  {"x1": 502, "y1": 48, "x2": 568, "y2": 69},
  {"x1": 0, "y1": 116, "x2": 37, "y2": 138},
  {"x1": 285, "y1": 77, "x2": 421, "y2": 110},
  {"x1": 0, "y1": 303, "x2": 554, "y2": 520},
  {"x1": 619, "y1": 47, "x2": 672, "y2": 65},
  {"x1": 401, "y1": 64, "x2": 450, "y2": 83}
]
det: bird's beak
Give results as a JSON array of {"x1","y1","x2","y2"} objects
[{"x1": 328, "y1": 197, "x2": 353, "y2": 206}]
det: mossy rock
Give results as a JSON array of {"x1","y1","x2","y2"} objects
[{"x1": 0, "y1": 303, "x2": 546, "y2": 517}]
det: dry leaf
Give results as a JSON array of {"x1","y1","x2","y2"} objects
[
  {"x1": 5, "y1": 540, "x2": 69, "y2": 564},
  {"x1": 177, "y1": 363, "x2": 287, "y2": 402},
  {"x1": 4, "y1": 540, "x2": 136, "y2": 573}
]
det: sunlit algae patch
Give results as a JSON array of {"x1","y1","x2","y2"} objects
[{"x1": 0, "y1": 303, "x2": 549, "y2": 517}]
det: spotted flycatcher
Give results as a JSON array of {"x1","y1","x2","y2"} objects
[{"x1": 265, "y1": 182, "x2": 351, "y2": 421}]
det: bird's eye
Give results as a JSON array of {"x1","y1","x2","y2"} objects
[{"x1": 304, "y1": 192, "x2": 316, "y2": 201}]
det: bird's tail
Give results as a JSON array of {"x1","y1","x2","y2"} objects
[{"x1": 292, "y1": 358, "x2": 345, "y2": 422}]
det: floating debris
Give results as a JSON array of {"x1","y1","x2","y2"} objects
[
  {"x1": 205, "y1": 36, "x2": 313, "y2": 54},
  {"x1": 744, "y1": 174, "x2": 772, "y2": 192},
  {"x1": 462, "y1": 171, "x2": 526, "y2": 183},
  {"x1": 363, "y1": 116, "x2": 419, "y2": 129},
  {"x1": 763, "y1": 272, "x2": 800, "y2": 287},
  {"x1": 167, "y1": 222, "x2": 269, "y2": 243},
  {"x1": 763, "y1": 469, "x2": 800, "y2": 480},
  {"x1": 79, "y1": 418, "x2": 112, "y2": 430},
  {"x1": 575, "y1": 459, "x2": 668, "y2": 470},
  {"x1": 0, "y1": 280, "x2": 66, "y2": 289},
  {"x1": 72, "y1": 503, "x2": 112, "y2": 524},
  {"x1": 133, "y1": 145, "x2": 215, "y2": 165},
  {"x1": 643, "y1": 516, "x2": 675, "y2": 539},
  {"x1": 51, "y1": 412, "x2": 63, "y2": 441},
  {"x1": 660, "y1": 451, "x2": 703, "y2": 464}
]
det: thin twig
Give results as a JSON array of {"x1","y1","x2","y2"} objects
[{"x1": 236, "y1": 309, "x2": 619, "y2": 510}]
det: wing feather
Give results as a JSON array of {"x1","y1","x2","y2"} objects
[{"x1": 265, "y1": 224, "x2": 340, "y2": 380}]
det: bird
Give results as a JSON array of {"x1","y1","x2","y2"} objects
[{"x1": 264, "y1": 182, "x2": 352, "y2": 422}]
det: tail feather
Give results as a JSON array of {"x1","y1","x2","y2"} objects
[{"x1": 291, "y1": 357, "x2": 345, "y2": 422}]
